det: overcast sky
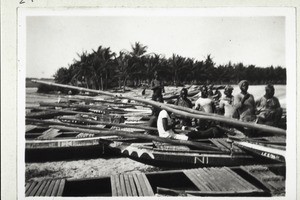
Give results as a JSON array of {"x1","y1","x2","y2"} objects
[{"x1": 26, "y1": 15, "x2": 285, "y2": 78}]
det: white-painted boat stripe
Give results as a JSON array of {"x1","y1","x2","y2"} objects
[{"x1": 236, "y1": 142, "x2": 285, "y2": 157}]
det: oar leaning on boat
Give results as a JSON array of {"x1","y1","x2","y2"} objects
[{"x1": 31, "y1": 80, "x2": 286, "y2": 136}]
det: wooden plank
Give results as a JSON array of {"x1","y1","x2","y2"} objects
[
  {"x1": 223, "y1": 167, "x2": 257, "y2": 190},
  {"x1": 26, "y1": 125, "x2": 37, "y2": 132},
  {"x1": 223, "y1": 167, "x2": 253, "y2": 190},
  {"x1": 140, "y1": 173, "x2": 154, "y2": 196},
  {"x1": 240, "y1": 165, "x2": 285, "y2": 194},
  {"x1": 217, "y1": 139, "x2": 243, "y2": 153},
  {"x1": 216, "y1": 139, "x2": 232, "y2": 150},
  {"x1": 215, "y1": 167, "x2": 242, "y2": 191},
  {"x1": 220, "y1": 168, "x2": 248, "y2": 191},
  {"x1": 203, "y1": 168, "x2": 225, "y2": 191},
  {"x1": 128, "y1": 173, "x2": 138, "y2": 196},
  {"x1": 136, "y1": 173, "x2": 152, "y2": 196},
  {"x1": 45, "y1": 179, "x2": 56, "y2": 196},
  {"x1": 56, "y1": 179, "x2": 66, "y2": 196},
  {"x1": 191, "y1": 169, "x2": 213, "y2": 191},
  {"x1": 28, "y1": 181, "x2": 43, "y2": 196},
  {"x1": 123, "y1": 174, "x2": 133, "y2": 196},
  {"x1": 132, "y1": 173, "x2": 144, "y2": 196},
  {"x1": 113, "y1": 175, "x2": 122, "y2": 196},
  {"x1": 183, "y1": 169, "x2": 211, "y2": 191},
  {"x1": 209, "y1": 139, "x2": 230, "y2": 152},
  {"x1": 40, "y1": 180, "x2": 52, "y2": 196},
  {"x1": 110, "y1": 175, "x2": 117, "y2": 196},
  {"x1": 25, "y1": 182, "x2": 37, "y2": 196},
  {"x1": 205, "y1": 168, "x2": 228, "y2": 191},
  {"x1": 197, "y1": 168, "x2": 223, "y2": 191},
  {"x1": 157, "y1": 187, "x2": 264, "y2": 196},
  {"x1": 119, "y1": 174, "x2": 127, "y2": 196},
  {"x1": 37, "y1": 128, "x2": 61, "y2": 140},
  {"x1": 218, "y1": 168, "x2": 244, "y2": 191},
  {"x1": 185, "y1": 169, "x2": 211, "y2": 191},
  {"x1": 183, "y1": 169, "x2": 204, "y2": 190},
  {"x1": 25, "y1": 182, "x2": 31, "y2": 193},
  {"x1": 51, "y1": 179, "x2": 61, "y2": 196},
  {"x1": 197, "y1": 168, "x2": 220, "y2": 191},
  {"x1": 35, "y1": 180, "x2": 47, "y2": 196}
]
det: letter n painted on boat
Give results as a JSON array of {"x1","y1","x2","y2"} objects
[{"x1": 194, "y1": 156, "x2": 208, "y2": 164}]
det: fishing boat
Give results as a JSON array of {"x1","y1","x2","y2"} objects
[
  {"x1": 25, "y1": 120, "x2": 152, "y2": 162},
  {"x1": 233, "y1": 136, "x2": 286, "y2": 163},
  {"x1": 25, "y1": 164, "x2": 285, "y2": 197},
  {"x1": 100, "y1": 136, "x2": 284, "y2": 168}
]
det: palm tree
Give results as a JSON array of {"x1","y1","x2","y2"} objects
[
  {"x1": 53, "y1": 67, "x2": 71, "y2": 84},
  {"x1": 72, "y1": 51, "x2": 95, "y2": 89},
  {"x1": 168, "y1": 54, "x2": 190, "y2": 86},
  {"x1": 143, "y1": 53, "x2": 163, "y2": 84},
  {"x1": 92, "y1": 46, "x2": 116, "y2": 90},
  {"x1": 203, "y1": 54, "x2": 216, "y2": 83},
  {"x1": 130, "y1": 42, "x2": 148, "y2": 57},
  {"x1": 129, "y1": 42, "x2": 148, "y2": 86},
  {"x1": 115, "y1": 51, "x2": 130, "y2": 92}
]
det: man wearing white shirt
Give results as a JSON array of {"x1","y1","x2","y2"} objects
[{"x1": 157, "y1": 110, "x2": 189, "y2": 140}]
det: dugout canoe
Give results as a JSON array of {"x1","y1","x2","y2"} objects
[
  {"x1": 25, "y1": 125, "x2": 147, "y2": 162},
  {"x1": 233, "y1": 136, "x2": 286, "y2": 163},
  {"x1": 101, "y1": 137, "x2": 282, "y2": 168},
  {"x1": 25, "y1": 164, "x2": 285, "y2": 197}
]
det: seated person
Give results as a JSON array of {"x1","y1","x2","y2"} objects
[
  {"x1": 256, "y1": 84, "x2": 283, "y2": 127},
  {"x1": 157, "y1": 109, "x2": 189, "y2": 140},
  {"x1": 146, "y1": 95, "x2": 163, "y2": 136}
]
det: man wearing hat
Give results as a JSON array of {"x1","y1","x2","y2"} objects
[{"x1": 234, "y1": 80, "x2": 256, "y2": 122}]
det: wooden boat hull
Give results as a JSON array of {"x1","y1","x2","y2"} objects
[
  {"x1": 105, "y1": 141, "x2": 271, "y2": 168},
  {"x1": 234, "y1": 141, "x2": 285, "y2": 163}
]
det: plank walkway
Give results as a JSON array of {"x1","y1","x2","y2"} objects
[
  {"x1": 25, "y1": 178, "x2": 65, "y2": 197},
  {"x1": 111, "y1": 172, "x2": 154, "y2": 196}
]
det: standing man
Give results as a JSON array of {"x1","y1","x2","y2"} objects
[
  {"x1": 256, "y1": 84, "x2": 283, "y2": 127},
  {"x1": 151, "y1": 71, "x2": 165, "y2": 99},
  {"x1": 174, "y1": 88, "x2": 193, "y2": 127},
  {"x1": 145, "y1": 71, "x2": 165, "y2": 135},
  {"x1": 194, "y1": 85, "x2": 214, "y2": 130},
  {"x1": 218, "y1": 85, "x2": 236, "y2": 118},
  {"x1": 194, "y1": 85, "x2": 214, "y2": 113},
  {"x1": 234, "y1": 80, "x2": 256, "y2": 122}
]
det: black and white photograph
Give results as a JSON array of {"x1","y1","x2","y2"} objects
[{"x1": 18, "y1": 8, "x2": 296, "y2": 198}]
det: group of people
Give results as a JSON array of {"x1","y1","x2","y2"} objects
[{"x1": 148, "y1": 76, "x2": 283, "y2": 141}]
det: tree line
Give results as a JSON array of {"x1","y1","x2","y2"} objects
[{"x1": 52, "y1": 42, "x2": 286, "y2": 92}]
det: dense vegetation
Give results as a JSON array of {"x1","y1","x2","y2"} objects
[{"x1": 52, "y1": 42, "x2": 286, "y2": 92}]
